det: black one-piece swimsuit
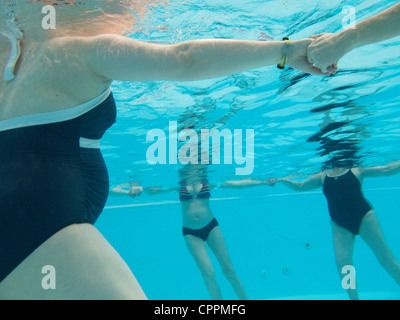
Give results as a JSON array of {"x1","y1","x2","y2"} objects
[
  {"x1": 322, "y1": 169, "x2": 372, "y2": 235},
  {"x1": 0, "y1": 91, "x2": 116, "y2": 283}
]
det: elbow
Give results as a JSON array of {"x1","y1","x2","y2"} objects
[
  {"x1": 170, "y1": 41, "x2": 218, "y2": 81},
  {"x1": 295, "y1": 183, "x2": 306, "y2": 191}
]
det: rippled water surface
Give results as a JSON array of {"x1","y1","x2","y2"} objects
[{"x1": 101, "y1": 0, "x2": 400, "y2": 189}]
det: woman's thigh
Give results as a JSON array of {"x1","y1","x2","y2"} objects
[
  {"x1": 206, "y1": 227, "x2": 234, "y2": 267},
  {"x1": 330, "y1": 221, "x2": 356, "y2": 268},
  {"x1": 0, "y1": 223, "x2": 147, "y2": 300},
  {"x1": 359, "y1": 211, "x2": 397, "y2": 266}
]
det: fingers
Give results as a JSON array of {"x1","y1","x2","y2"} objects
[
  {"x1": 308, "y1": 33, "x2": 327, "y2": 40},
  {"x1": 307, "y1": 43, "x2": 329, "y2": 73},
  {"x1": 327, "y1": 62, "x2": 338, "y2": 74},
  {"x1": 292, "y1": 56, "x2": 331, "y2": 76},
  {"x1": 306, "y1": 45, "x2": 314, "y2": 65},
  {"x1": 288, "y1": 37, "x2": 338, "y2": 76},
  {"x1": 309, "y1": 65, "x2": 330, "y2": 76}
]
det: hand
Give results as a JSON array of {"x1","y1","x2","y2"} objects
[
  {"x1": 307, "y1": 33, "x2": 351, "y2": 74},
  {"x1": 128, "y1": 186, "x2": 143, "y2": 198},
  {"x1": 288, "y1": 39, "x2": 335, "y2": 76},
  {"x1": 264, "y1": 178, "x2": 279, "y2": 186}
]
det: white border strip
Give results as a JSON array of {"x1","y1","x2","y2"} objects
[{"x1": 79, "y1": 137, "x2": 101, "y2": 149}]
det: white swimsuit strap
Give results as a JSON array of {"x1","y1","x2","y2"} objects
[
  {"x1": 79, "y1": 137, "x2": 101, "y2": 149},
  {"x1": 0, "y1": 87, "x2": 112, "y2": 132},
  {"x1": 1, "y1": 31, "x2": 22, "y2": 82}
]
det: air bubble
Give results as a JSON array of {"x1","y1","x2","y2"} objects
[{"x1": 282, "y1": 267, "x2": 291, "y2": 275}]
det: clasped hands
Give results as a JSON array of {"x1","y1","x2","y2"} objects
[{"x1": 288, "y1": 32, "x2": 350, "y2": 76}]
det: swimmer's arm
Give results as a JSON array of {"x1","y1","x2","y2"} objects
[
  {"x1": 220, "y1": 179, "x2": 267, "y2": 189},
  {"x1": 344, "y1": 3, "x2": 400, "y2": 50},
  {"x1": 82, "y1": 34, "x2": 327, "y2": 82},
  {"x1": 110, "y1": 187, "x2": 129, "y2": 196},
  {"x1": 110, "y1": 185, "x2": 143, "y2": 197},
  {"x1": 273, "y1": 173, "x2": 324, "y2": 191},
  {"x1": 143, "y1": 186, "x2": 179, "y2": 196},
  {"x1": 110, "y1": 185, "x2": 179, "y2": 197},
  {"x1": 307, "y1": 3, "x2": 400, "y2": 73},
  {"x1": 357, "y1": 162, "x2": 400, "y2": 178}
]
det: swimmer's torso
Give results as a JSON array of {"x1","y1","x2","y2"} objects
[
  {"x1": 0, "y1": 37, "x2": 111, "y2": 121},
  {"x1": 180, "y1": 183, "x2": 214, "y2": 229}
]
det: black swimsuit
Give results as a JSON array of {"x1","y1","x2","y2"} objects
[
  {"x1": 322, "y1": 169, "x2": 372, "y2": 235},
  {"x1": 0, "y1": 91, "x2": 116, "y2": 283}
]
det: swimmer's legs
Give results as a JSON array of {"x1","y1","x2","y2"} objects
[
  {"x1": 184, "y1": 234, "x2": 223, "y2": 300},
  {"x1": 359, "y1": 211, "x2": 400, "y2": 286},
  {"x1": 207, "y1": 227, "x2": 248, "y2": 300},
  {"x1": 330, "y1": 221, "x2": 359, "y2": 300}
]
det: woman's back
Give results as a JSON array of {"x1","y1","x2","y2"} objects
[{"x1": 0, "y1": 37, "x2": 111, "y2": 121}]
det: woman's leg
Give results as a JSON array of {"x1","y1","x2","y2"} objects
[
  {"x1": 184, "y1": 234, "x2": 222, "y2": 299},
  {"x1": 206, "y1": 227, "x2": 248, "y2": 300},
  {"x1": 359, "y1": 211, "x2": 400, "y2": 285},
  {"x1": 330, "y1": 221, "x2": 359, "y2": 300},
  {"x1": 0, "y1": 223, "x2": 147, "y2": 300}
]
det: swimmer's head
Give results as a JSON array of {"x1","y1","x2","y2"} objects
[
  {"x1": 321, "y1": 155, "x2": 360, "y2": 170},
  {"x1": 178, "y1": 163, "x2": 210, "y2": 187}
]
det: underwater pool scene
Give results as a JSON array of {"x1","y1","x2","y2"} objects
[
  {"x1": 92, "y1": 0, "x2": 400, "y2": 300},
  {"x1": 2, "y1": 0, "x2": 399, "y2": 301}
]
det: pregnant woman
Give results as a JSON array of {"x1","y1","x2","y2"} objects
[{"x1": 0, "y1": 0, "x2": 325, "y2": 299}]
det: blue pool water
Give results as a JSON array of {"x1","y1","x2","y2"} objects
[{"x1": 97, "y1": 0, "x2": 400, "y2": 299}]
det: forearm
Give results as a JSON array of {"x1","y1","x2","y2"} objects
[
  {"x1": 88, "y1": 34, "x2": 324, "y2": 81},
  {"x1": 364, "y1": 163, "x2": 400, "y2": 177},
  {"x1": 143, "y1": 186, "x2": 177, "y2": 195},
  {"x1": 110, "y1": 187, "x2": 130, "y2": 196},
  {"x1": 221, "y1": 179, "x2": 265, "y2": 189},
  {"x1": 382, "y1": 164, "x2": 400, "y2": 176},
  {"x1": 277, "y1": 179, "x2": 304, "y2": 191},
  {"x1": 173, "y1": 39, "x2": 285, "y2": 81},
  {"x1": 342, "y1": 3, "x2": 400, "y2": 50}
]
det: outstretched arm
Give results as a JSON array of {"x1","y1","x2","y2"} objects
[
  {"x1": 110, "y1": 184, "x2": 145, "y2": 198},
  {"x1": 110, "y1": 184, "x2": 178, "y2": 198},
  {"x1": 143, "y1": 186, "x2": 179, "y2": 196},
  {"x1": 307, "y1": 2, "x2": 400, "y2": 73},
  {"x1": 220, "y1": 178, "x2": 268, "y2": 189},
  {"x1": 357, "y1": 161, "x2": 400, "y2": 179},
  {"x1": 79, "y1": 35, "x2": 329, "y2": 82},
  {"x1": 269, "y1": 172, "x2": 325, "y2": 192}
]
